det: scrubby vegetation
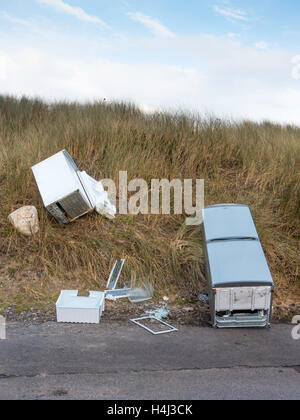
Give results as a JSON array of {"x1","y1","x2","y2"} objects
[{"x1": 0, "y1": 96, "x2": 299, "y2": 316}]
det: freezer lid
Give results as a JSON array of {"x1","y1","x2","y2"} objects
[
  {"x1": 202, "y1": 204, "x2": 259, "y2": 242},
  {"x1": 206, "y1": 239, "x2": 273, "y2": 287}
]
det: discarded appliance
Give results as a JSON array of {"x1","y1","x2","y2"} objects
[
  {"x1": 130, "y1": 316, "x2": 178, "y2": 335},
  {"x1": 31, "y1": 150, "x2": 116, "y2": 224},
  {"x1": 56, "y1": 290, "x2": 105, "y2": 324},
  {"x1": 202, "y1": 204, "x2": 274, "y2": 329}
]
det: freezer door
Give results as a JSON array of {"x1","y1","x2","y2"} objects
[
  {"x1": 202, "y1": 204, "x2": 259, "y2": 242},
  {"x1": 206, "y1": 239, "x2": 273, "y2": 288}
]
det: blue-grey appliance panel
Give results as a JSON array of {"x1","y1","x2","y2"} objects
[
  {"x1": 206, "y1": 239, "x2": 273, "y2": 288},
  {"x1": 203, "y1": 204, "x2": 259, "y2": 242}
]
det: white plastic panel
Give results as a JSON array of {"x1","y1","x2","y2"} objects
[
  {"x1": 215, "y1": 287, "x2": 272, "y2": 312},
  {"x1": 215, "y1": 288, "x2": 230, "y2": 311}
]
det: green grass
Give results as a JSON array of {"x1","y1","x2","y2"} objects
[{"x1": 0, "y1": 95, "x2": 299, "y2": 311}]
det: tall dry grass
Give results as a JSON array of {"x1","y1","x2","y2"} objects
[{"x1": 0, "y1": 95, "x2": 299, "y2": 310}]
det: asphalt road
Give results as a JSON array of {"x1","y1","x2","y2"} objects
[{"x1": 0, "y1": 321, "x2": 299, "y2": 400}]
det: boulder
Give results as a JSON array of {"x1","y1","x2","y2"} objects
[{"x1": 8, "y1": 206, "x2": 39, "y2": 236}]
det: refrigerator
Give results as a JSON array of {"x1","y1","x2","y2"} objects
[{"x1": 202, "y1": 204, "x2": 274, "y2": 328}]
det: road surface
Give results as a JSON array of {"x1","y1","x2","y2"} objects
[{"x1": 0, "y1": 321, "x2": 299, "y2": 400}]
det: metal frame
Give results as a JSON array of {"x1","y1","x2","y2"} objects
[
  {"x1": 106, "y1": 259, "x2": 125, "y2": 290},
  {"x1": 130, "y1": 316, "x2": 178, "y2": 335}
]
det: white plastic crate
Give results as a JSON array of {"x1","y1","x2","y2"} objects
[{"x1": 56, "y1": 290, "x2": 105, "y2": 324}]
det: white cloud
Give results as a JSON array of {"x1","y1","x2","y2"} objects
[
  {"x1": 37, "y1": 0, "x2": 109, "y2": 28},
  {"x1": 213, "y1": 5, "x2": 248, "y2": 21},
  {"x1": 276, "y1": 88, "x2": 300, "y2": 107},
  {"x1": 227, "y1": 32, "x2": 240, "y2": 39},
  {"x1": 291, "y1": 55, "x2": 300, "y2": 80},
  {"x1": 127, "y1": 12, "x2": 175, "y2": 38},
  {"x1": 0, "y1": 11, "x2": 32, "y2": 26},
  {"x1": 0, "y1": 51, "x2": 12, "y2": 79}
]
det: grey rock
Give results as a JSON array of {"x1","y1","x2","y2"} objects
[{"x1": 8, "y1": 206, "x2": 39, "y2": 236}]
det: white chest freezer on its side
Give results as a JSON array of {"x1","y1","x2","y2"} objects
[
  {"x1": 202, "y1": 204, "x2": 274, "y2": 328},
  {"x1": 31, "y1": 150, "x2": 94, "y2": 223}
]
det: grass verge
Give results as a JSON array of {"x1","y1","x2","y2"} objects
[{"x1": 0, "y1": 96, "x2": 299, "y2": 319}]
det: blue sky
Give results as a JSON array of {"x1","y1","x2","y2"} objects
[{"x1": 0, "y1": 0, "x2": 299, "y2": 123}]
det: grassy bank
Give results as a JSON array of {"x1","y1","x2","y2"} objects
[{"x1": 0, "y1": 96, "x2": 299, "y2": 317}]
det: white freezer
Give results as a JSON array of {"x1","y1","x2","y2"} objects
[{"x1": 32, "y1": 150, "x2": 94, "y2": 223}]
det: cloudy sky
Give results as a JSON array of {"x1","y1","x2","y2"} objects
[{"x1": 0, "y1": 0, "x2": 300, "y2": 124}]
